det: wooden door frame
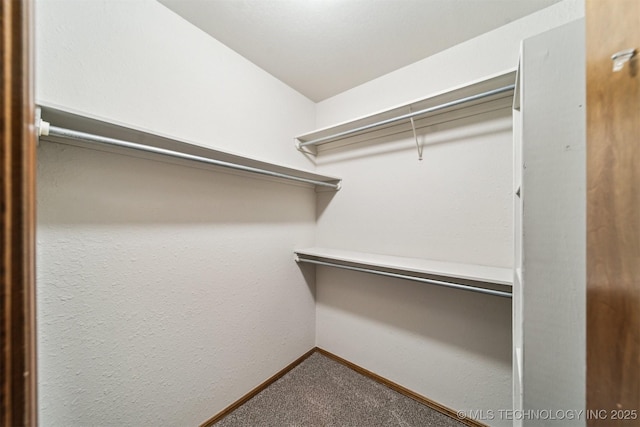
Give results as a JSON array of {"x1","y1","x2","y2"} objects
[
  {"x1": 1, "y1": 0, "x2": 37, "y2": 426},
  {"x1": 586, "y1": 0, "x2": 639, "y2": 425}
]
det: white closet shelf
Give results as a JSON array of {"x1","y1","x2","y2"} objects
[
  {"x1": 294, "y1": 247, "x2": 512, "y2": 298},
  {"x1": 295, "y1": 69, "x2": 517, "y2": 155},
  {"x1": 37, "y1": 103, "x2": 341, "y2": 192}
]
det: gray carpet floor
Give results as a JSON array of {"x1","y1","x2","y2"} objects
[{"x1": 215, "y1": 352, "x2": 466, "y2": 427}]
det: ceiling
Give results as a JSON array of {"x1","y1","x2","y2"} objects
[{"x1": 159, "y1": 0, "x2": 561, "y2": 102}]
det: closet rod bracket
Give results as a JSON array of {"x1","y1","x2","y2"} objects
[
  {"x1": 37, "y1": 118, "x2": 51, "y2": 137},
  {"x1": 409, "y1": 117, "x2": 423, "y2": 161},
  {"x1": 294, "y1": 138, "x2": 317, "y2": 156},
  {"x1": 35, "y1": 110, "x2": 49, "y2": 146}
]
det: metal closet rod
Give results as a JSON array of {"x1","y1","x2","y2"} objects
[
  {"x1": 39, "y1": 122, "x2": 340, "y2": 190},
  {"x1": 297, "y1": 257, "x2": 512, "y2": 298},
  {"x1": 299, "y1": 84, "x2": 516, "y2": 147}
]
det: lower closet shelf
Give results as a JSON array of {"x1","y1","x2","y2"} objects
[{"x1": 294, "y1": 247, "x2": 512, "y2": 298}]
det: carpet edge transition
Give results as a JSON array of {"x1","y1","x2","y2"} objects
[
  {"x1": 199, "y1": 348, "x2": 316, "y2": 427},
  {"x1": 316, "y1": 348, "x2": 488, "y2": 427},
  {"x1": 200, "y1": 347, "x2": 488, "y2": 427}
]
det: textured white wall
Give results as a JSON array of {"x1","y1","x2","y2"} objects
[
  {"x1": 35, "y1": 0, "x2": 317, "y2": 425},
  {"x1": 313, "y1": 1, "x2": 584, "y2": 426},
  {"x1": 315, "y1": 0, "x2": 584, "y2": 127},
  {"x1": 36, "y1": 0, "x2": 315, "y2": 170}
]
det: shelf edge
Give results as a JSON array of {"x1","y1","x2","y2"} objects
[{"x1": 294, "y1": 247, "x2": 513, "y2": 288}]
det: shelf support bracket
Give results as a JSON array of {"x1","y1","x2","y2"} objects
[{"x1": 410, "y1": 117, "x2": 423, "y2": 161}]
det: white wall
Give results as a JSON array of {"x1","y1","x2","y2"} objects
[
  {"x1": 313, "y1": 1, "x2": 584, "y2": 426},
  {"x1": 315, "y1": 0, "x2": 584, "y2": 127},
  {"x1": 35, "y1": 1, "x2": 318, "y2": 425},
  {"x1": 36, "y1": 0, "x2": 315, "y2": 170}
]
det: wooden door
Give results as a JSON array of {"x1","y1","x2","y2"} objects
[
  {"x1": 586, "y1": 1, "x2": 639, "y2": 426},
  {"x1": 1, "y1": 0, "x2": 37, "y2": 426}
]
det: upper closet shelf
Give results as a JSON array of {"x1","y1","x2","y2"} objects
[
  {"x1": 295, "y1": 69, "x2": 517, "y2": 155},
  {"x1": 294, "y1": 247, "x2": 512, "y2": 298},
  {"x1": 37, "y1": 103, "x2": 341, "y2": 192}
]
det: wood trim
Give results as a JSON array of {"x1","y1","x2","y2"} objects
[
  {"x1": 1, "y1": 0, "x2": 37, "y2": 426},
  {"x1": 201, "y1": 347, "x2": 486, "y2": 427},
  {"x1": 586, "y1": 1, "x2": 640, "y2": 425},
  {"x1": 199, "y1": 348, "x2": 316, "y2": 427},
  {"x1": 316, "y1": 348, "x2": 488, "y2": 427}
]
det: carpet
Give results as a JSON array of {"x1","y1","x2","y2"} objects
[{"x1": 215, "y1": 352, "x2": 467, "y2": 427}]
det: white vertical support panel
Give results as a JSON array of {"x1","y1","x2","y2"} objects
[
  {"x1": 512, "y1": 57, "x2": 523, "y2": 427},
  {"x1": 521, "y1": 19, "x2": 585, "y2": 426}
]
